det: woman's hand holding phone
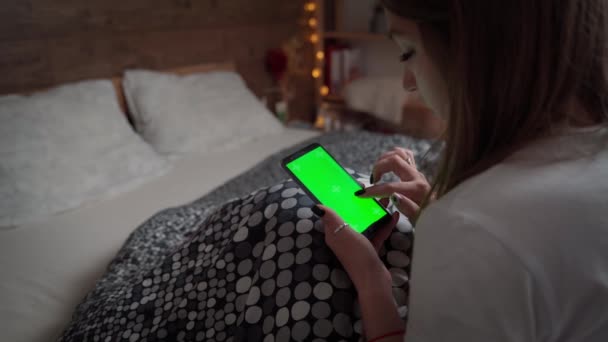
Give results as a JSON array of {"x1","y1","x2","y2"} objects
[
  {"x1": 313, "y1": 205, "x2": 404, "y2": 340},
  {"x1": 282, "y1": 144, "x2": 417, "y2": 339},
  {"x1": 357, "y1": 147, "x2": 432, "y2": 218},
  {"x1": 310, "y1": 147, "x2": 427, "y2": 339},
  {"x1": 314, "y1": 205, "x2": 398, "y2": 291}
]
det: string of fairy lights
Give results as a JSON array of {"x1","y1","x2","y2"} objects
[{"x1": 304, "y1": 1, "x2": 330, "y2": 98}]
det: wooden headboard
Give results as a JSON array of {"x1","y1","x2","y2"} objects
[{"x1": 0, "y1": 0, "x2": 314, "y2": 121}]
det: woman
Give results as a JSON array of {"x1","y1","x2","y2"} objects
[{"x1": 319, "y1": 0, "x2": 608, "y2": 341}]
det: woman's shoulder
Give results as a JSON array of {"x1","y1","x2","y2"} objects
[
  {"x1": 423, "y1": 133, "x2": 608, "y2": 234},
  {"x1": 435, "y1": 124, "x2": 608, "y2": 218},
  {"x1": 418, "y1": 129, "x2": 608, "y2": 278}
]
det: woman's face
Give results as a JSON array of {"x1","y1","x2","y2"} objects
[{"x1": 386, "y1": 11, "x2": 449, "y2": 118}]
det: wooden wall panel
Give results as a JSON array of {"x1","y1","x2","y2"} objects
[
  {"x1": 0, "y1": 0, "x2": 315, "y2": 121},
  {"x1": 0, "y1": 1, "x2": 303, "y2": 40},
  {"x1": 0, "y1": 39, "x2": 53, "y2": 92},
  {"x1": 46, "y1": 28, "x2": 228, "y2": 82}
]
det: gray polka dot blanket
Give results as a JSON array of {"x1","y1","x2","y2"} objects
[{"x1": 59, "y1": 131, "x2": 441, "y2": 342}]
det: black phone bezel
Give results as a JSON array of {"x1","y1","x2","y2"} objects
[{"x1": 280, "y1": 142, "x2": 391, "y2": 239}]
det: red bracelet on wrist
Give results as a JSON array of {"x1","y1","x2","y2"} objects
[{"x1": 368, "y1": 329, "x2": 406, "y2": 342}]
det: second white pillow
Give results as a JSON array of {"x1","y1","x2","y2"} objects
[{"x1": 123, "y1": 70, "x2": 285, "y2": 157}]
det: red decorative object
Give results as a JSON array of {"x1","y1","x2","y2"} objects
[{"x1": 265, "y1": 48, "x2": 288, "y2": 83}]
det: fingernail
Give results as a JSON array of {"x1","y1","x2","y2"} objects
[
  {"x1": 312, "y1": 205, "x2": 325, "y2": 217},
  {"x1": 369, "y1": 174, "x2": 375, "y2": 184},
  {"x1": 354, "y1": 189, "x2": 366, "y2": 196}
]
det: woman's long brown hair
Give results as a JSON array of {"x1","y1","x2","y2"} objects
[{"x1": 383, "y1": 0, "x2": 608, "y2": 198}]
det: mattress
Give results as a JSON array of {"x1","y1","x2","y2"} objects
[{"x1": 0, "y1": 128, "x2": 320, "y2": 342}]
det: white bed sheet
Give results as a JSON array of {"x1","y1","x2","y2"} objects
[{"x1": 0, "y1": 128, "x2": 320, "y2": 342}]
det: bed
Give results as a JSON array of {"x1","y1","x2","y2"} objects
[
  {"x1": 0, "y1": 127, "x2": 319, "y2": 342},
  {"x1": 0, "y1": 63, "x2": 440, "y2": 342}
]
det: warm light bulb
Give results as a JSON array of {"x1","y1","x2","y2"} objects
[
  {"x1": 312, "y1": 68, "x2": 322, "y2": 79},
  {"x1": 320, "y1": 85, "x2": 329, "y2": 96},
  {"x1": 309, "y1": 33, "x2": 319, "y2": 43},
  {"x1": 314, "y1": 114, "x2": 326, "y2": 129},
  {"x1": 308, "y1": 18, "x2": 318, "y2": 28},
  {"x1": 316, "y1": 51, "x2": 325, "y2": 60},
  {"x1": 305, "y1": 2, "x2": 316, "y2": 12}
]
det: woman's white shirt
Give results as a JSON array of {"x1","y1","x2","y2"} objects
[{"x1": 407, "y1": 126, "x2": 608, "y2": 341}]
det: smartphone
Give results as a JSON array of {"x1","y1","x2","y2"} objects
[{"x1": 281, "y1": 143, "x2": 391, "y2": 238}]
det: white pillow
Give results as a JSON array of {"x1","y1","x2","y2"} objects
[
  {"x1": 0, "y1": 80, "x2": 170, "y2": 228},
  {"x1": 123, "y1": 69, "x2": 285, "y2": 156}
]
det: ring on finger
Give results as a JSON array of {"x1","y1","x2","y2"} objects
[
  {"x1": 334, "y1": 223, "x2": 349, "y2": 234},
  {"x1": 406, "y1": 157, "x2": 414, "y2": 166}
]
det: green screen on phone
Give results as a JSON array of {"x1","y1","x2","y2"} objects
[{"x1": 285, "y1": 146, "x2": 387, "y2": 233}]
